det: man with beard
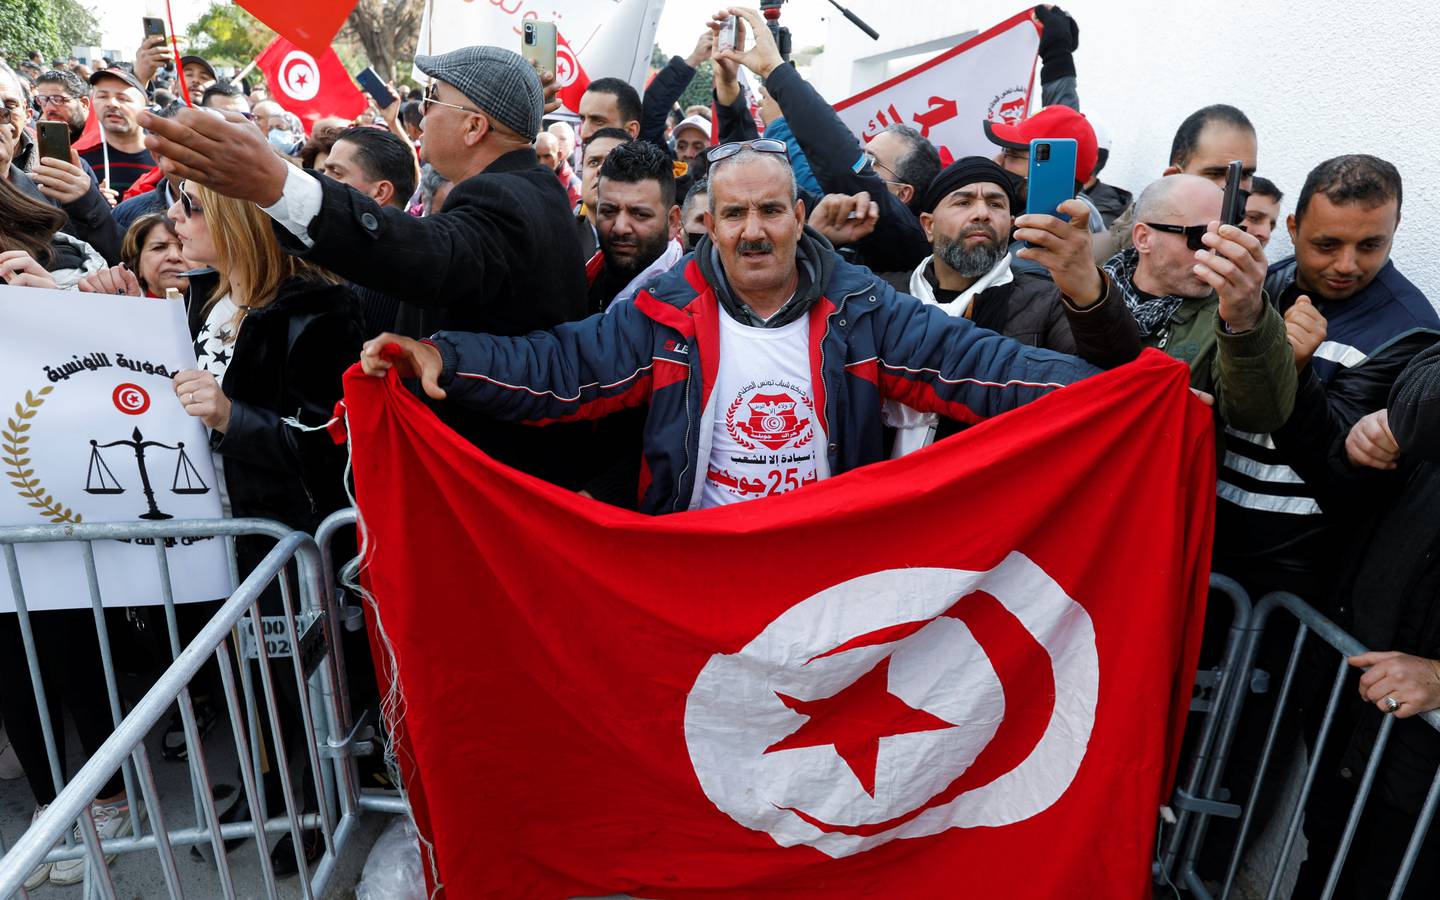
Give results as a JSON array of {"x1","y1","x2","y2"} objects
[
  {"x1": 80, "y1": 68, "x2": 156, "y2": 199},
  {"x1": 588, "y1": 140, "x2": 683, "y2": 313},
  {"x1": 876, "y1": 156, "x2": 1139, "y2": 454},
  {"x1": 31, "y1": 69, "x2": 90, "y2": 142},
  {"x1": 576, "y1": 127, "x2": 632, "y2": 260}
]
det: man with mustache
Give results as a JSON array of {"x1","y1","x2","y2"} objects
[{"x1": 361, "y1": 142, "x2": 1134, "y2": 513}]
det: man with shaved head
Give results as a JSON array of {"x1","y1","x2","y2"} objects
[{"x1": 1102, "y1": 173, "x2": 1295, "y2": 433}]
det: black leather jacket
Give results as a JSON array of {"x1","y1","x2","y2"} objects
[{"x1": 210, "y1": 276, "x2": 363, "y2": 534}]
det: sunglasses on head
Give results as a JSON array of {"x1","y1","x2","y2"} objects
[{"x1": 705, "y1": 138, "x2": 787, "y2": 165}]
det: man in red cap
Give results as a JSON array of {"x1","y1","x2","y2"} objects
[
  {"x1": 983, "y1": 104, "x2": 1106, "y2": 236},
  {"x1": 983, "y1": 104, "x2": 1107, "y2": 278}
]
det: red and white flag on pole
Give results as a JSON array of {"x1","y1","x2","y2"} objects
[
  {"x1": 834, "y1": 10, "x2": 1042, "y2": 166},
  {"x1": 414, "y1": 0, "x2": 664, "y2": 117},
  {"x1": 256, "y1": 38, "x2": 368, "y2": 135},
  {"x1": 342, "y1": 350, "x2": 1214, "y2": 898}
]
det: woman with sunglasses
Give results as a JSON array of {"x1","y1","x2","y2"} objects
[{"x1": 166, "y1": 177, "x2": 362, "y2": 869}]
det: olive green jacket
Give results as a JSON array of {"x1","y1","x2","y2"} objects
[{"x1": 1142, "y1": 293, "x2": 1296, "y2": 434}]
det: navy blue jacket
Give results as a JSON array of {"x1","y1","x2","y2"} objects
[{"x1": 430, "y1": 244, "x2": 1099, "y2": 515}]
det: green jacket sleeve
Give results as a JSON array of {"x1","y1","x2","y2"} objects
[{"x1": 1209, "y1": 299, "x2": 1297, "y2": 433}]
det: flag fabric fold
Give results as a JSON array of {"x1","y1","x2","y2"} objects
[
  {"x1": 237, "y1": 0, "x2": 357, "y2": 60},
  {"x1": 344, "y1": 349, "x2": 1215, "y2": 899}
]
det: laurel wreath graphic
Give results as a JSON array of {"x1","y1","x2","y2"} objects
[
  {"x1": 3, "y1": 386, "x2": 81, "y2": 524},
  {"x1": 725, "y1": 390, "x2": 816, "y2": 452}
]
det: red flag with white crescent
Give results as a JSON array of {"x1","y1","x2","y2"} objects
[
  {"x1": 343, "y1": 350, "x2": 1214, "y2": 897},
  {"x1": 554, "y1": 30, "x2": 591, "y2": 115},
  {"x1": 256, "y1": 38, "x2": 368, "y2": 135}
]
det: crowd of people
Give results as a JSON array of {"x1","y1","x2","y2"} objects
[{"x1": 2, "y1": 5, "x2": 1439, "y2": 895}]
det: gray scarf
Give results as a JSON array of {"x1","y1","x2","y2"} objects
[
  {"x1": 696, "y1": 227, "x2": 836, "y2": 328},
  {"x1": 1103, "y1": 247, "x2": 1185, "y2": 338}
]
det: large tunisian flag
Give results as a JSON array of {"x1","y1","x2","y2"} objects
[
  {"x1": 342, "y1": 350, "x2": 1215, "y2": 898},
  {"x1": 256, "y1": 37, "x2": 368, "y2": 134}
]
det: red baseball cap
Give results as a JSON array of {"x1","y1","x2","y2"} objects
[{"x1": 983, "y1": 105, "x2": 1099, "y2": 183}]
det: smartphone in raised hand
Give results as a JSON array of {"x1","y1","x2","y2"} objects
[
  {"x1": 1024, "y1": 138, "x2": 1077, "y2": 221},
  {"x1": 142, "y1": 16, "x2": 166, "y2": 40},
  {"x1": 355, "y1": 67, "x2": 396, "y2": 109},
  {"x1": 521, "y1": 20, "x2": 558, "y2": 75},
  {"x1": 717, "y1": 16, "x2": 739, "y2": 53},
  {"x1": 1220, "y1": 159, "x2": 1248, "y2": 229},
  {"x1": 38, "y1": 120, "x2": 71, "y2": 164}
]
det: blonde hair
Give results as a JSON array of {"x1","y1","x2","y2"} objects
[{"x1": 197, "y1": 183, "x2": 338, "y2": 330}]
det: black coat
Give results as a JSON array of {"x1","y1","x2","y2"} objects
[
  {"x1": 273, "y1": 149, "x2": 593, "y2": 485},
  {"x1": 757, "y1": 63, "x2": 932, "y2": 274},
  {"x1": 211, "y1": 276, "x2": 363, "y2": 535},
  {"x1": 1321, "y1": 338, "x2": 1440, "y2": 812}
]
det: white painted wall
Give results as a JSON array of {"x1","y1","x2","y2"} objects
[{"x1": 813, "y1": 0, "x2": 1440, "y2": 309}]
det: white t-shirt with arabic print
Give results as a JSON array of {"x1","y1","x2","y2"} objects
[{"x1": 701, "y1": 312, "x2": 830, "y2": 508}]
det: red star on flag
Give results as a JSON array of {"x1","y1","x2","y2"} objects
[{"x1": 765, "y1": 657, "x2": 955, "y2": 796}]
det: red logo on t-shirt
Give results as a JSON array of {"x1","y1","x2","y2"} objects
[{"x1": 728, "y1": 388, "x2": 814, "y2": 451}]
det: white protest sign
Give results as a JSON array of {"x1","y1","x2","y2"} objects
[
  {"x1": 0, "y1": 286, "x2": 230, "y2": 612},
  {"x1": 415, "y1": 0, "x2": 665, "y2": 115},
  {"x1": 833, "y1": 11, "x2": 1041, "y2": 165}
]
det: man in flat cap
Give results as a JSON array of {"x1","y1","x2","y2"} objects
[{"x1": 138, "y1": 47, "x2": 592, "y2": 485}]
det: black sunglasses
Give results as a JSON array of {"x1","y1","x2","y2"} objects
[
  {"x1": 177, "y1": 181, "x2": 203, "y2": 217},
  {"x1": 1144, "y1": 221, "x2": 1248, "y2": 251},
  {"x1": 705, "y1": 138, "x2": 787, "y2": 164},
  {"x1": 1143, "y1": 222, "x2": 1210, "y2": 251}
]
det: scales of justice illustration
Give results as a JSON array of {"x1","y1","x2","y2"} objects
[{"x1": 84, "y1": 427, "x2": 211, "y2": 520}]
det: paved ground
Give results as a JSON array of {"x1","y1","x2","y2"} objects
[{"x1": 0, "y1": 697, "x2": 388, "y2": 900}]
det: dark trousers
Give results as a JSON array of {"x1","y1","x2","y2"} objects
[
  {"x1": 0, "y1": 609, "x2": 126, "y2": 806},
  {"x1": 1294, "y1": 694, "x2": 1440, "y2": 899}
]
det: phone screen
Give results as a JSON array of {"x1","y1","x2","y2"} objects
[
  {"x1": 356, "y1": 68, "x2": 395, "y2": 109},
  {"x1": 717, "y1": 17, "x2": 739, "y2": 52},
  {"x1": 38, "y1": 122, "x2": 71, "y2": 163}
]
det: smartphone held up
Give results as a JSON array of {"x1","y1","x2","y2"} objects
[{"x1": 521, "y1": 20, "x2": 558, "y2": 75}]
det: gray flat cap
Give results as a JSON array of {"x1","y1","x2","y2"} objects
[{"x1": 416, "y1": 46, "x2": 542, "y2": 138}]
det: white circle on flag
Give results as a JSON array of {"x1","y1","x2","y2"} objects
[
  {"x1": 683, "y1": 552, "x2": 1099, "y2": 859},
  {"x1": 555, "y1": 43, "x2": 579, "y2": 88},
  {"x1": 278, "y1": 50, "x2": 321, "y2": 102}
]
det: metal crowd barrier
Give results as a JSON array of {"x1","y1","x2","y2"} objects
[
  {"x1": 0, "y1": 517, "x2": 393, "y2": 898},
  {"x1": 1153, "y1": 574, "x2": 1255, "y2": 890},
  {"x1": 1160, "y1": 590, "x2": 1440, "y2": 900}
]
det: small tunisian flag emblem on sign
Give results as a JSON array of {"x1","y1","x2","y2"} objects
[
  {"x1": 257, "y1": 38, "x2": 368, "y2": 134},
  {"x1": 342, "y1": 349, "x2": 1214, "y2": 898}
]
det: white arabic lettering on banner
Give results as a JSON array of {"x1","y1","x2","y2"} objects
[
  {"x1": 833, "y1": 15, "x2": 1042, "y2": 165},
  {"x1": 0, "y1": 286, "x2": 229, "y2": 612}
]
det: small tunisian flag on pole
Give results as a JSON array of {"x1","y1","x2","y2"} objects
[
  {"x1": 237, "y1": 0, "x2": 357, "y2": 59},
  {"x1": 256, "y1": 38, "x2": 368, "y2": 134},
  {"x1": 342, "y1": 350, "x2": 1214, "y2": 898}
]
